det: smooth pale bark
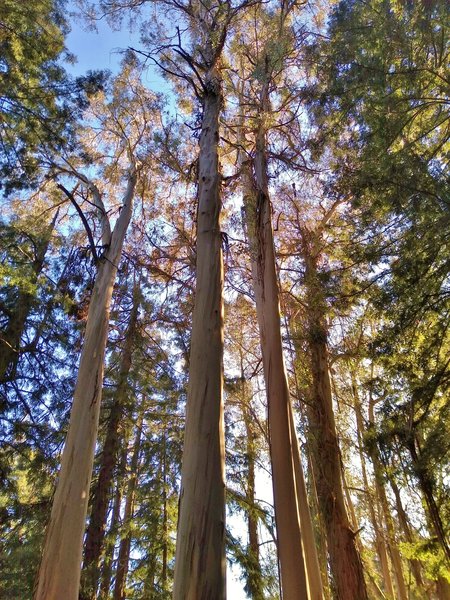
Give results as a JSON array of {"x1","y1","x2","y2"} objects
[
  {"x1": 80, "y1": 285, "x2": 140, "y2": 600},
  {"x1": 0, "y1": 211, "x2": 57, "y2": 385},
  {"x1": 113, "y1": 414, "x2": 143, "y2": 600},
  {"x1": 34, "y1": 172, "x2": 136, "y2": 600},
  {"x1": 303, "y1": 252, "x2": 367, "y2": 600},
  {"x1": 288, "y1": 403, "x2": 325, "y2": 600},
  {"x1": 242, "y1": 93, "x2": 309, "y2": 597},
  {"x1": 173, "y1": 67, "x2": 226, "y2": 600}
]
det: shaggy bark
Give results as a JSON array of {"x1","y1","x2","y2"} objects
[{"x1": 303, "y1": 249, "x2": 368, "y2": 600}]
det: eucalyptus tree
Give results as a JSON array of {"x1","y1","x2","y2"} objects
[
  {"x1": 224, "y1": 295, "x2": 280, "y2": 599},
  {"x1": 227, "y1": 3, "x2": 326, "y2": 596},
  {"x1": 80, "y1": 277, "x2": 142, "y2": 600},
  {"x1": 34, "y1": 61, "x2": 162, "y2": 600},
  {"x1": 104, "y1": 0, "x2": 264, "y2": 594}
]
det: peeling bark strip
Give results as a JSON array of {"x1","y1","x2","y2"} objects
[
  {"x1": 173, "y1": 68, "x2": 226, "y2": 600},
  {"x1": 34, "y1": 172, "x2": 136, "y2": 600}
]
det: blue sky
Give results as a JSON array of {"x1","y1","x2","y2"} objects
[{"x1": 65, "y1": 11, "x2": 170, "y2": 95}]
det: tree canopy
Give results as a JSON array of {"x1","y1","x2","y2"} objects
[{"x1": 0, "y1": 0, "x2": 449, "y2": 599}]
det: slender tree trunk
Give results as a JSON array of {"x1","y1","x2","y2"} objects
[
  {"x1": 242, "y1": 83, "x2": 309, "y2": 598},
  {"x1": 240, "y1": 375, "x2": 264, "y2": 600},
  {"x1": 367, "y1": 398, "x2": 408, "y2": 600},
  {"x1": 303, "y1": 253, "x2": 367, "y2": 600},
  {"x1": 342, "y1": 468, "x2": 388, "y2": 600},
  {"x1": 288, "y1": 403, "x2": 325, "y2": 600},
  {"x1": 307, "y1": 449, "x2": 331, "y2": 600},
  {"x1": 387, "y1": 472, "x2": 431, "y2": 598},
  {"x1": 34, "y1": 173, "x2": 136, "y2": 600},
  {"x1": 144, "y1": 555, "x2": 157, "y2": 600},
  {"x1": 407, "y1": 437, "x2": 450, "y2": 563},
  {"x1": 98, "y1": 445, "x2": 128, "y2": 600},
  {"x1": 352, "y1": 374, "x2": 395, "y2": 598},
  {"x1": 113, "y1": 414, "x2": 143, "y2": 600},
  {"x1": 173, "y1": 67, "x2": 226, "y2": 600},
  {"x1": 161, "y1": 426, "x2": 169, "y2": 594},
  {"x1": 81, "y1": 284, "x2": 140, "y2": 600},
  {"x1": 0, "y1": 211, "x2": 57, "y2": 384}
]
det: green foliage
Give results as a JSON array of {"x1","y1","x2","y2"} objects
[
  {"x1": 0, "y1": 0, "x2": 107, "y2": 191},
  {"x1": 401, "y1": 540, "x2": 450, "y2": 584}
]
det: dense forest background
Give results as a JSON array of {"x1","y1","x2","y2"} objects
[{"x1": 0, "y1": 0, "x2": 448, "y2": 599}]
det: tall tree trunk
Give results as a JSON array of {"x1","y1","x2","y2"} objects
[
  {"x1": 407, "y1": 436, "x2": 450, "y2": 563},
  {"x1": 240, "y1": 374, "x2": 264, "y2": 600},
  {"x1": 368, "y1": 398, "x2": 409, "y2": 600},
  {"x1": 242, "y1": 82, "x2": 310, "y2": 599},
  {"x1": 288, "y1": 403, "x2": 325, "y2": 600},
  {"x1": 81, "y1": 284, "x2": 140, "y2": 600},
  {"x1": 307, "y1": 448, "x2": 331, "y2": 600},
  {"x1": 34, "y1": 172, "x2": 136, "y2": 600},
  {"x1": 173, "y1": 67, "x2": 226, "y2": 600},
  {"x1": 303, "y1": 252, "x2": 367, "y2": 600},
  {"x1": 352, "y1": 373, "x2": 395, "y2": 598},
  {"x1": 387, "y1": 471, "x2": 431, "y2": 598},
  {"x1": 98, "y1": 444, "x2": 128, "y2": 600},
  {"x1": 0, "y1": 210, "x2": 57, "y2": 385},
  {"x1": 113, "y1": 413, "x2": 143, "y2": 600},
  {"x1": 161, "y1": 423, "x2": 169, "y2": 594}
]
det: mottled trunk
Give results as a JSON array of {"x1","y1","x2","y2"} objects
[
  {"x1": 0, "y1": 212, "x2": 57, "y2": 385},
  {"x1": 352, "y1": 375, "x2": 395, "y2": 598},
  {"x1": 34, "y1": 173, "x2": 136, "y2": 600},
  {"x1": 113, "y1": 414, "x2": 143, "y2": 600},
  {"x1": 242, "y1": 88, "x2": 309, "y2": 598},
  {"x1": 304, "y1": 256, "x2": 367, "y2": 600},
  {"x1": 81, "y1": 286, "x2": 140, "y2": 600},
  {"x1": 173, "y1": 68, "x2": 226, "y2": 600},
  {"x1": 98, "y1": 445, "x2": 128, "y2": 600}
]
